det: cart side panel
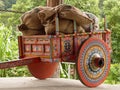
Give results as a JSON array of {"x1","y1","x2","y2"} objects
[
  {"x1": 102, "y1": 30, "x2": 112, "y2": 51},
  {"x1": 76, "y1": 31, "x2": 111, "y2": 60},
  {"x1": 91, "y1": 32, "x2": 103, "y2": 40},
  {"x1": 60, "y1": 36, "x2": 74, "y2": 62},
  {"x1": 18, "y1": 36, "x2": 61, "y2": 62},
  {"x1": 23, "y1": 36, "x2": 50, "y2": 57},
  {"x1": 91, "y1": 30, "x2": 112, "y2": 51}
]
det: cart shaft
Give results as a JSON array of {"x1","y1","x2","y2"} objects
[{"x1": 0, "y1": 57, "x2": 40, "y2": 69}]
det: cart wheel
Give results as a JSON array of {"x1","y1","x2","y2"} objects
[
  {"x1": 28, "y1": 58, "x2": 59, "y2": 79},
  {"x1": 76, "y1": 37, "x2": 111, "y2": 87}
]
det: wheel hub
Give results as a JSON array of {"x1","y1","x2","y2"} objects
[{"x1": 92, "y1": 53, "x2": 104, "y2": 68}]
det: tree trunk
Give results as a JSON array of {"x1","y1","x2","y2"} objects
[{"x1": 47, "y1": 0, "x2": 63, "y2": 7}]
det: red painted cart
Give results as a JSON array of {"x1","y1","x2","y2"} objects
[{"x1": 0, "y1": 15, "x2": 111, "y2": 87}]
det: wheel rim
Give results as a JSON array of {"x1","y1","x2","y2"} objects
[
  {"x1": 76, "y1": 38, "x2": 111, "y2": 87},
  {"x1": 28, "y1": 58, "x2": 59, "y2": 79}
]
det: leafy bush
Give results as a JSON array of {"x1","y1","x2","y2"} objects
[
  {"x1": 105, "y1": 63, "x2": 120, "y2": 84},
  {"x1": 0, "y1": 24, "x2": 31, "y2": 77},
  {"x1": 0, "y1": 24, "x2": 17, "y2": 61}
]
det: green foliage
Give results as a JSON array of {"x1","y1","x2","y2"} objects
[
  {"x1": 12, "y1": 0, "x2": 46, "y2": 12},
  {"x1": 1, "y1": 0, "x2": 16, "y2": 9},
  {"x1": 103, "y1": 0, "x2": 120, "y2": 63},
  {"x1": 0, "y1": 0, "x2": 4, "y2": 9},
  {"x1": 111, "y1": 24, "x2": 120, "y2": 63},
  {"x1": 0, "y1": 24, "x2": 17, "y2": 61},
  {"x1": 60, "y1": 63, "x2": 77, "y2": 79},
  {"x1": 60, "y1": 63, "x2": 69, "y2": 78},
  {"x1": 0, "y1": 66, "x2": 31, "y2": 77},
  {"x1": 105, "y1": 64, "x2": 120, "y2": 84},
  {"x1": 64, "y1": 0, "x2": 100, "y2": 15},
  {"x1": 103, "y1": 0, "x2": 120, "y2": 25}
]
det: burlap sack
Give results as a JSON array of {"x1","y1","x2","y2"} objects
[
  {"x1": 37, "y1": 7, "x2": 57, "y2": 24},
  {"x1": 18, "y1": 6, "x2": 48, "y2": 36},
  {"x1": 83, "y1": 12, "x2": 99, "y2": 32},
  {"x1": 44, "y1": 18, "x2": 85, "y2": 35},
  {"x1": 18, "y1": 23, "x2": 45, "y2": 36},
  {"x1": 55, "y1": 4, "x2": 93, "y2": 27}
]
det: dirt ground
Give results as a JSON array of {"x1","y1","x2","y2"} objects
[{"x1": 0, "y1": 77, "x2": 120, "y2": 90}]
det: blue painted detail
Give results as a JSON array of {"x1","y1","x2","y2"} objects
[{"x1": 74, "y1": 20, "x2": 77, "y2": 33}]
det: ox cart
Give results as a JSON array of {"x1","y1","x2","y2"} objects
[{"x1": 0, "y1": 15, "x2": 111, "y2": 87}]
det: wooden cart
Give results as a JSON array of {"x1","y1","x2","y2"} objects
[{"x1": 0, "y1": 14, "x2": 111, "y2": 87}]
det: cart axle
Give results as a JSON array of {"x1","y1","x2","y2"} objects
[
  {"x1": 0, "y1": 57, "x2": 40, "y2": 69},
  {"x1": 94, "y1": 57, "x2": 104, "y2": 68}
]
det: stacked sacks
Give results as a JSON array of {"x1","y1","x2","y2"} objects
[
  {"x1": 40, "y1": 5, "x2": 82, "y2": 35},
  {"x1": 38, "y1": 4, "x2": 92, "y2": 35},
  {"x1": 43, "y1": 18, "x2": 85, "y2": 35},
  {"x1": 18, "y1": 6, "x2": 55, "y2": 36},
  {"x1": 55, "y1": 5, "x2": 99, "y2": 32},
  {"x1": 18, "y1": 4, "x2": 98, "y2": 36}
]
